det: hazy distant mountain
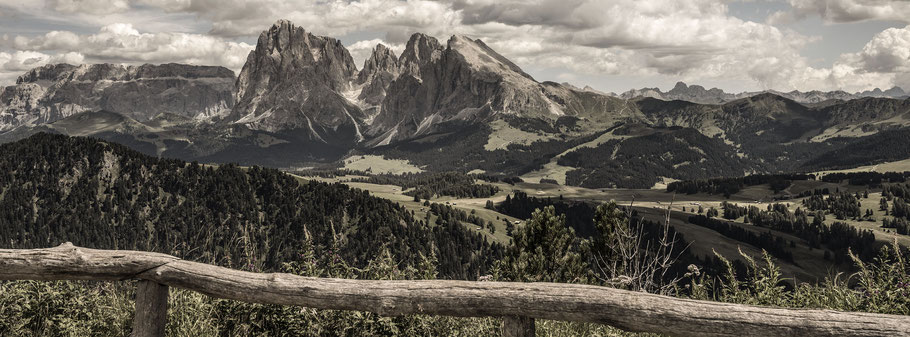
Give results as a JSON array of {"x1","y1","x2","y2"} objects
[
  {"x1": 0, "y1": 63, "x2": 234, "y2": 132},
  {"x1": 858, "y1": 87, "x2": 907, "y2": 98},
  {"x1": 617, "y1": 81, "x2": 907, "y2": 104}
]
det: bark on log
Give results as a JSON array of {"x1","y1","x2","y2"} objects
[
  {"x1": 502, "y1": 316, "x2": 535, "y2": 337},
  {"x1": 132, "y1": 281, "x2": 168, "y2": 337},
  {"x1": 2, "y1": 243, "x2": 909, "y2": 337}
]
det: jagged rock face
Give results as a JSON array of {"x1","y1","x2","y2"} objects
[
  {"x1": 370, "y1": 34, "x2": 567, "y2": 144},
  {"x1": 232, "y1": 20, "x2": 365, "y2": 143},
  {"x1": 398, "y1": 33, "x2": 444, "y2": 77},
  {"x1": 356, "y1": 44, "x2": 400, "y2": 107},
  {"x1": 0, "y1": 63, "x2": 234, "y2": 132},
  {"x1": 17, "y1": 63, "x2": 234, "y2": 83},
  {"x1": 0, "y1": 84, "x2": 48, "y2": 131}
]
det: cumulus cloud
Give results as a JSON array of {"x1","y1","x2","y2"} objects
[
  {"x1": 2, "y1": 0, "x2": 908, "y2": 92},
  {"x1": 430, "y1": 0, "x2": 822, "y2": 90},
  {"x1": 816, "y1": 25, "x2": 910, "y2": 91},
  {"x1": 853, "y1": 25, "x2": 910, "y2": 73},
  {"x1": 12, "y1": 23, "x2": 253, "y2": 72},
  {"x1": 46, "y1": 0, "x2": 130, "y2": 15},
  {"x1": 768, "y1": 0, "x2": 910, "y2": 25},
  {"x1": 0, "y1": 50, "x2": 84, "y2": 83},
  {"x1": 0, "y1": 50, "x2": 83, "y2": 72},
  {"x1": 761, "y1": 25, "x2": 910, "y2": 92}
]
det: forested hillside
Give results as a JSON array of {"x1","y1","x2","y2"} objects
[
  {"x1": 801, "y1": 129, "x2": 910, "y2": 170},
  {"x1": 0, "y1": 133, "x2": 500, "y2": 279},
  {"x1": 559, "y1": 128, "x2": 752, "y2": 188}
]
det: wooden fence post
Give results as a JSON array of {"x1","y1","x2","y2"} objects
[
  {"x1": 131, "y1": 280, "x2": 169, "y2": 337},
  {"x1": 502, "y1": 316, "x2": 535, "y2": 337}
]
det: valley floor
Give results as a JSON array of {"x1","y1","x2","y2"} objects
[{"x1": 289, "y1": 171, "x2": 910, "y2": 283}]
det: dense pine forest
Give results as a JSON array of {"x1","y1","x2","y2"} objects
[{"x1": 0, "y1": 133, "x2": 499, "y2": 278}]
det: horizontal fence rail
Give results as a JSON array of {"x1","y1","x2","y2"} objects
[{"x1": 2, "y1": 243, "x2": 909, "y2": 337}]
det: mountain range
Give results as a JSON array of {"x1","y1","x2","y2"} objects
[
  {"x1": 2, "y1": 19, "x2": 910, "y2": 188},
  {"x1": 613, "y1": 81, "x2": 907, "y2": 105}
]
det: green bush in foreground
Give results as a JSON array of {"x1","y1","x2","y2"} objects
[{"x1": 684, "y1": 240, "x2": 910, "y2": 315}]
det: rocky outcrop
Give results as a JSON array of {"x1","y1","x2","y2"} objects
[
  {"x1": 356, "y1": 44, "x2": 400, "y2": 107},
  {"x1": 17, "y1": 63, "x2": 234, "y2": 83},
  {"x1": 0, "y1": 84, "x2": 48, "y2": 131},
  {"x1": 0, "y1": 63, "x2": 235, "y2": 132},
  {"x1": 231, "y1": 19, "x2": 365, "y2": 143}
]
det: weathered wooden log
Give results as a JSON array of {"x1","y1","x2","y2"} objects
[
  {"x1": 132, "y1": 281, "x2": 168, "y2": 337},
  {"x1": 2, "y1": 243, "x2": 909, "y2": 337},
  {"x1": 502, "y1": 316, "x2": 535, "y2": 337}
]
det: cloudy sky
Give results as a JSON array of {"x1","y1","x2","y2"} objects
[{"x1": 1, "y1": 0, "x2": 909, "y2": 93}]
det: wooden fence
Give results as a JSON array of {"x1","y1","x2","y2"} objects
[{"x1": 2, "y1": 243, "x2": 909, "y2": 336}]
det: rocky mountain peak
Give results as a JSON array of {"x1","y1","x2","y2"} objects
[
  {"x1": 445, "y1": 35, "x2": 536, "y2": 82},
  {"x1": 231, "y1": 20, "x2": 366, "y2": 142},
  {"x1": 357, "y1": 44, "x2": 401, "y2": 107},
  {"x1": 235, "y1": 20, "x2": 357, "y2": 101},
  {"x1": 16, "y1": 64, "x2": 78, "y2": 84},
  {"x1": 672, "y1": 81, "x2": 688, "y2": 91},
  {"x1": 357, "y1": 44, "x2": 399, "y2": 84},
  {"x1": 666, "y1": 81, "x2": 723, "y2": 100},
  {"x1": 859, "y1": 86, "x2": 908, "y2": 98},
  {"x1": 885, "y1": 86, "x2": 907, "y2": 97},
  {"x1": 398, "y1": 33, "x2": 444, "y2": 76},
  {"x1": 368, "y1": 32, "x2": 572, "y2": 144}
]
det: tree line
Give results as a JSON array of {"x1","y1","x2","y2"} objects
[
  {"x1": 349, "y1": 171, "x2": 500, "y2": 199},
  {"x1": 667, "y1": 173, "x2": 811, "y2": 197}
]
